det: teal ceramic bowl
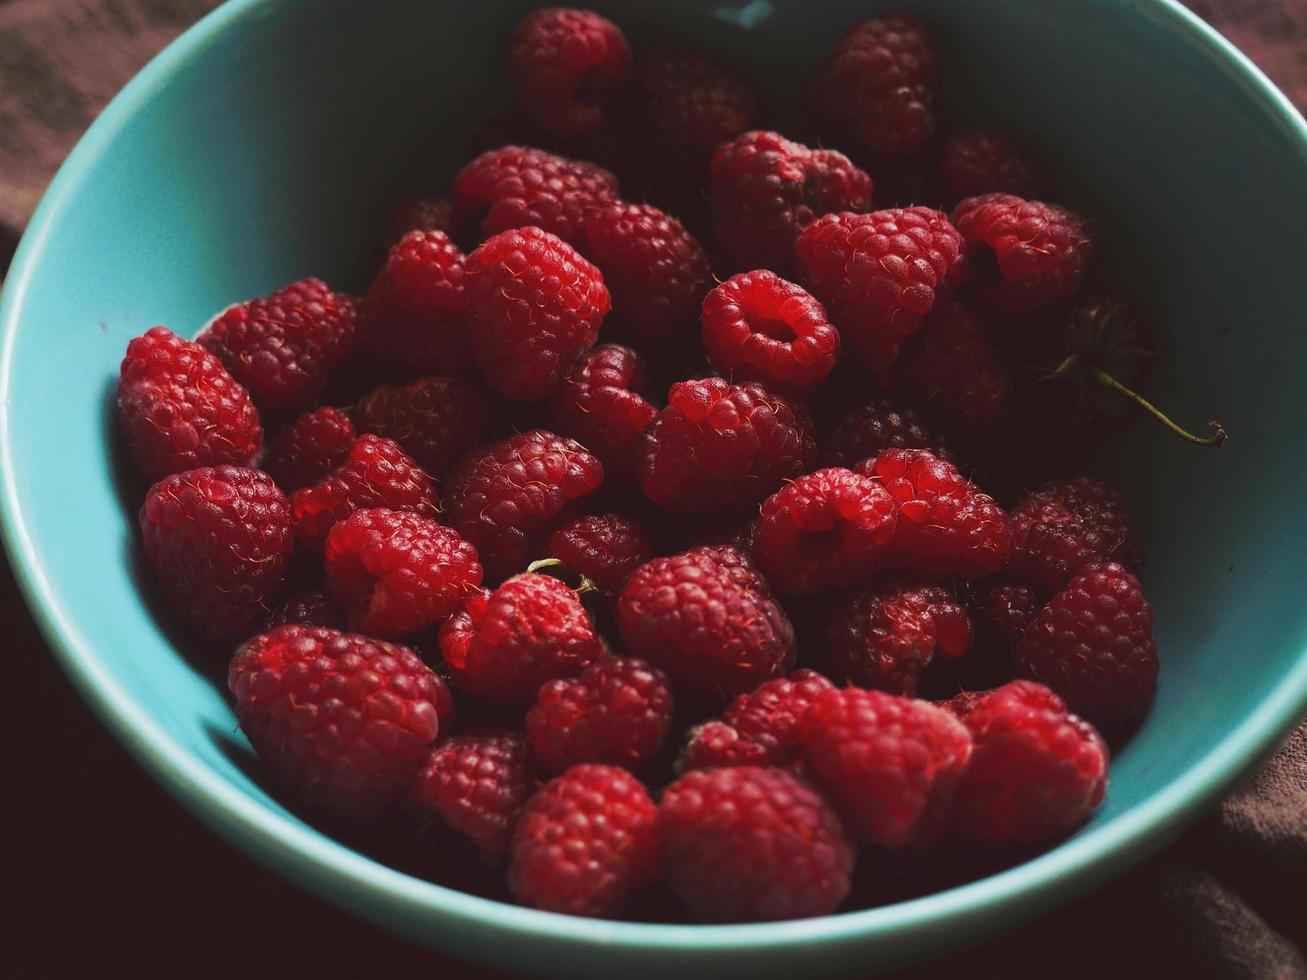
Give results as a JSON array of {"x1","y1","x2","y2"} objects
[{"x1": 3, "y1": 0, "x2": 1307, "y2": 976}]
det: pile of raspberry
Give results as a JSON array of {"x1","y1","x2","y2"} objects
[{"x1": 117, "y1": 8, "x2": 1202, "y2": 925}]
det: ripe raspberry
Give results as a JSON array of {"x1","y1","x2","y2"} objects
[
  {"x1": 952, "y1": 193, "x2": 1094, "y2": 320},
  {"x1": 263, "y1": 406, "x2": 356, "y2": 491},
  {"x1": 580, "y1": 201, "x2": 709, "y2": 350},
  {"x1": 661, "y1": 766, "x2": 854, "y2": 922},
  {"x1": 118, "y1": 326, "x2": 263, "y2": 481},
  {"x1": 267, "y1": 587, "x2": 345, "y2": 631},
  {"x1": 709, "y1": 131, "x2": 872, "y2": 274},
  {"x1": 1014, "y1": 563, "x2": 1158, "y2": 741},
  {"x1": 617, "y1": 545, "x2": 796, "y2": 697},
  {"x1": 409, "y1": 730, "x2": 533, "y2": 862},
  {"x1": 290, "y1": 434, "x2": 437, "y2": 550},
  {"x1": 751, "y1": 468, "x2": 898, "y2": 594},
  {"x1": 1009, "y1": 477, "x2": 1142, "y2": 591},
  {"x1": 541, "y1": 513, "x2": 654, "y2": 599},
  {"x1": 140, "y1": 466, "x2": 292, "y2": 645},
  {"x1": 508, "y1": 8, "x2": 631, "y2": 140},
  {"x1": 444, "y1": 430, "x2": 604, "y2": 581},
  {"x1": 228, "y1": 625, "x2": 445, "y2": 823},
  {"x1": 806, "y1": 15, "x2": 938, "y2": 164},
  {"x1": 440, "y1": 572, "x2": 603, "y2": 704},
  {"x1": 527, "y1": 656, "x2": 673, "y2": 773},
  {"x1": 199, "y1": 278, "x2": 354, "y2": 416},
  {"x1": 547, "y1": 344, "x2": 657, "y2": 482},
  {"x1": 856, "y1": 449, "x2": 1011, "y2": 579},
  {"x1": 452, "y1": 145, "x2": 619, "y2": 245},
  {"x1": 700, "y1": 271, "x2": 840, "y2": 397},
  {"x1": 963, "y1": 577, "x2": 1045, "y2": 658},
  {"x1": 795, "y1": 208, "x2": 965, "y2": 369},
  {"x1": 817, "y1": 394, "x2": 946, "y2": 468},
  {"x1": 937, "y1": 128, "x2": 1049, "y2": 207},
  {"x1": 509, "y1": 764, "x2": 660, "y2": 916},
  {"x1": 356, "y1": 375, "x2": 493, "y2": 475},
  {"x1": 799, "y1": 687, "x2": 972, "y2": 845},
  {"x1": 951, "y1": 680, "x2": 1108, "y2": 847},
  {"x1": 464, "y1": 226, "x2": 610, "y2": 400},
  {"x1": 639, "y1": 378, "x2": 816, "y2": 515},
  {"x1": 382, "y1": 195, "x2": 459, "y2": 252}
]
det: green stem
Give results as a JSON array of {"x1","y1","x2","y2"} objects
[{"x1": 1090, "y1": 368, "x2": 1227, "y2": 447}]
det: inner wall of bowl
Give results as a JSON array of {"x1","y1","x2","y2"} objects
[{"x1": 7, "y1": 0, "x2": 1307, "y2": 971}]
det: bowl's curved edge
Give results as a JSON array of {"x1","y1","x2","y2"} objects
[{"x1": 2, "y1": 0, "x2": 1307, "y2": 972}]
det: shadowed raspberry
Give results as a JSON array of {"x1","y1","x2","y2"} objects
[
  {"x1": 817, "y1": 394, "x2": 947, "y2": 468},
  {"x1": 356, "y1": 375, "x2": 493, "y2": 475},
  {"x1": 937, "y1": 128, "x2": 1049, "y2": 207},
  {"x1": 267, "y1": 588, "x2": 345, "y2": 631},
  {"x1": 1009, "y1": 476, "x2": 1142, "y2": 591},
  {"x1": 263, "y1": 406, "x2": 356, "y2": 491},
  {"x1": 964, "y1": 578, "x2": 1045, "y2": 656},
  {"x1": 541, "y1": 513, "x2": 654, "y2": 600},
  {"x1": 382, "y1": 195, "x2": 459, "y2": 252},
  {"x1": 547, "y1": 344, "x2": 657, "y2": 482}
]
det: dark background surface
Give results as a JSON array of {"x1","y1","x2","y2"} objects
[{"x1": 2, "y1": 1, "x2": 1307, "y2": 977}]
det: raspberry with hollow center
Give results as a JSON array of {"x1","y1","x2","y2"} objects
[
  {"x1": 540, "y1": 513, "x2": 654, "y2": 600},
  {"x1": 1009, "y1": 476, "x2": 1142, "y2": 591},
  {"x1": 817, "y1": 394, "x2": 947, "y2": 468},
  {"x1": 263, "y1": 406, "x2": 356, "y2": 492},
  {"x1": 937, "y1": 128, "x2": 1049, "y2": 207},
  {"x1": 547, "y1": 344, "x2": 657, "y2": 482},
  {"x1": 356, "y1": 375, "x2": 493, "y2": 475}
]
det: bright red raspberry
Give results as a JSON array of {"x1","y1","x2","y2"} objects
[
  {"x1": 440, "y1": 572, "x2": 603, "y2": 704},
  {"x1": 709, "y1": 131, "x2": 872, "y2": 274},
  {"x1": 356, "y1": 375, "x2": 493, "y2": 475},
  {"x1": 464, "y1": 226, "x2": 610, "y2": 400},
  {"x1": 952, "y1": 193, "x2": 1094, "y2": 320},
  {"x1": 547, "y1": 344, "x2": 657, "y2": 482},
  {"x1": 817, "y1": 394, "x2": 947, "y2": 468},
  {"x1": 289, "y1": 434, "x2": 437, "y2": 550},
  {"x1": 444, "y1": 430, "x2": 604, "y2": 581},
  {"x1": 382, "y1": 195, "x2": 459, "y2": 252},
  {"x1": 139, "y1": 466, "x2": 292, "y2": 645},
  {"x1": 580, "y1": 201, "x2": 710, "y2": 350},
  {"x1": 267, "y1": 587, "x2": 345, "y2": 631},
  {"x1": 541, "y1": 513, "x2": 654, "y2": 599},
  {"x1": 1009, "y1": 477, "x2": 1142, "y2": 591},
  {"x1": 856, "y1": 449, "x2": 1011, "y2": 579},
  {"x1": 951, "y1": 680, "x2": 1108, "y2": 847},
  {"x1": 751, "y1": 468, "x2": 898, "y2": 594},
  {"x1": 199, "y1": 278, "x2": 354, "y2": 416},
  {"x1": 508, "y1": 8, "x2": 631, "y2": 140},
  {"x1": 452, "y1": 145, "x2": 619, "y2": 245},
  {"x1": 509, "y1": 764, "x2": 660, "y2": 916},
  {"x1": 639, "y1": 378, "x2": 816, "y2": 515},
  {"x1": 795, "y1": 208, "x2": 965, "y2": 369},
  {"x1": 661, "y1": 766, "x2": 854, "y2": 922},
  {"x1": 263, "y1": 406, "x2": 356, "y2": 491},
  {"x1": 963, "y1": 577, "x2": 1046, "y2": 658},
  {"x1": 937, "y1": 128, "x2": 1049, "y2": 207},
  {"x1": 617, "y1": 545, "x2": 796, "y2": 697},
  {"x1": 701, "y1": 271, "x2": 840, "y2": 397},
  {"x1": 228, "y1": 626, "x2": 445, "y2": 823},
  {"x1": 806, "y1": 15, "x2": 938, "y2": 164},
  {"x1": 800, "y1": 687, "x2": 972, "y2": 845},
  {"x1": 1014, "y1": 563, "x2": 1158, "y2": 742},
  {"x1": 118, "y1": 326, "x2": 263, "y2": 482}
]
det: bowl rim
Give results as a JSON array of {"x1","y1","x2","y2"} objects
[{"x1": 4, "y1": 0, "x2": 1307, "y2": 962}]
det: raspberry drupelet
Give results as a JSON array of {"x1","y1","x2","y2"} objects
[
  {"x1": 355, "y1": 375, "x2": 493, "y2": 475},
  {"x1": 547, "y1": 343, "x2": 657, "y2": 482},
  {"x1": 262, "y1": 406, "x2": 356, "y2": 491},
  {"x1": 937, "y1": 128, "x2": 1050, "y2": 207},
  {"x1": 1009, "y1": 476, "x2": 1142, "y2": 591},
  {"x1": 540, "y1": 513, "x2": 654, "y2": 601},
  {"x1": 817, "y1": 394, "x2": 947, "y2": 468},
  {"x1": 267, "y1": 587, "x2": 345, "y2": 631}
]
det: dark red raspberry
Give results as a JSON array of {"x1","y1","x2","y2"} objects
[
  {"x1": 540, "y1": 513, "x2": 654, "y2": 599},
  {"x1": 140, "y1": 465, "x2": 292, "y2": 645},
  {"x1": 1009, "y1": 476, "x2": 1142, "y2": 591},
  {"x1": 751, "y1": 467, "x2": 898, "y2": 594},
  {"x1": 817, "y1": 394, "x2": 946, "y2": 468},
  {"x1": 700, "y1": 271, "x2": 840, "y2": 397},
  {"x1": 228, "y1": 625, "x2": 445, "y2": 823},
  {"x1": 952, "y1": 193, "x2": 1094, "y2": 321},
  {"x1": 937, "y1": 128, "x2": 1049, "y2": 207},
  {"x1": 118, "y1": 326, "x2": 263, "y2": 481},
  {"x1": 795, "y1": 208, "x2": 965, "y2": 369},
  {"x1": 358, "y1": 230, "x2": 469, "y2": 382},
  {"x1": 199, "y1": 278, "x2": 354, "y2": 416},
  {"x1": 617, "y1": 545, "x2": 796, "y2": 697},
  {"x1": 963, "y1": 577, "x2": 1046, "y2": 658},
  {"x1": 509, "y1": 764, "x2": 660, "y2": 917},
  {"x1": 547, "y1": 343, "x2": 657, "y2": 482},
  {"x1": 799, "y1": 687, "x2": 972, "y2": 845},
  {"x1": 263, "y1": 406, "x2": 356, "y2": 491},
  {"x1": 267, "y1": 588, "x2": 345, "y2": 631},
  {"x1": 289, "y1": 434, "x2": 437, "y2": 550},
  {"x1": 951, "y1": 680, "x2": 1108, "y2": 847},
  {"x1": 580, "y1": 201, "x2": 709, "y2": 350},
  {"x1": 464, "y1": 226, "x2": 610, "y2": 400},
  {"x1": 661, "y1": 766, "x2": 854, "y2": 922},
  {"x1": 444, "y1": 430, "x2": 604, "y2": 581},
  {"x1": 452, "y1": 145, "x2": 619, "y2": 245},
  {"x1": 856, "y1": 449, "x2": 1011, "y2": 579},
  {"x1": 440, "y1": 572, "x2": 603, "y2": 704},
  {"x1": 806, "y1": 15, "x2": 938, "y2": 164},
  {"x1": 508, "y1": 8, "x2": 631, "y2": 140},
  {"x1": 1014, "y1": 563, "x2": 1158, "y2": 742},
  {"x1": 527, "y1": 656, "x2": 673, "y2": 773},
  {"x1": 409, "y1": 730, "x2": 533, "y2": 862},
  {"x1": 639, "y1": 378, "x2": 816, "y2": 515},
  {"x1": 382, "y1": 195, "x2": 459, "y2": 252},
  {"x1": 356, "y1": 375, "x2": 493, "y2": 475},
  {"x1": 709, "y1": 130, "x2": 872, "y2": 274}
]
